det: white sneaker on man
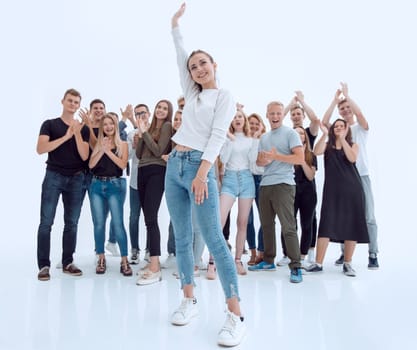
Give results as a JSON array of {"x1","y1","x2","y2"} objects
[
  {"x1": 161, "y1": 253, "x2": 176, "y2": 269},
  {"x1": 217, "y1": 310, "x2": 246, "y2": 347},
  {"x1": 105, "y1": 242, "x2": 120, "y2": 256}
]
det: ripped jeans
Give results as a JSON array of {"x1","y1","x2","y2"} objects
[{"x1": 165, "y1": 149, "x2": 240, "y2": 300}]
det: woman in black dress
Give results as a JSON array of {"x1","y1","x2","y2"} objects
[{"x1": 306, "y1": 119, "x2": 368, "y2": 276}]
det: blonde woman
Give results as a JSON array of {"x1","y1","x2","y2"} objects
[{"x1": 89, "y1": 113, "x2": 131, "y2": 276}]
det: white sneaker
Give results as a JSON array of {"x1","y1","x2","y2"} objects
[
  {"x1": 277, "y1": 256, "x2": 290, "y2": 266},
  {"x1": 217, "y1": 311, "x2": 246, "y2": 347},
  {"x1": 136, "y1": 270, "x2": 162, "y2": 286},
  {"x1": 105, "y1": 242, "x2": 120, "y2": 256},
  {"x1": 307, "y1": 249, "x2": 315, "y2": 264},
  {"x1": 161, "y1": 254, "x2": 176, "y2": 269},
  {"x1": 171, "y1": 297, "x2": 198, "y2": 325}
]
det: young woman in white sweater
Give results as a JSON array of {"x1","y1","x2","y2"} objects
[{"x1": 164, "y1": 3, "x2": 246, "y2": 347}]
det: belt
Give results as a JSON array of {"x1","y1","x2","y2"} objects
[{"x1": 93, "y1": 175, "x2": 120, "y2": 181}]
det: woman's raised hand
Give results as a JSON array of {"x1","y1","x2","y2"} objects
[{"x1": 172, "y1": 2, "x2": 186, "y2": 28}]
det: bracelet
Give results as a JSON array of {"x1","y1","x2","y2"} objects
[{"x1": 195, "y1": 175, "x2": 208, "y2": 184}]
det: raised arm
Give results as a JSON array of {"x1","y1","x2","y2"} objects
[
  {"x1": 295, "y1": 91, "x2": 320, "y2": 136},
  {"x1": 340, "y1": 82, "x2": 369, "y2": 130},
  {"x1": 322, "y1": 89, "x2": 342, "y2": 129},
  {"x1": 313, "y1": 122, "x2": 329, "y2": 156},
  {"x1": 171, "y1": 3, "x2": 196, "y2": 98}
]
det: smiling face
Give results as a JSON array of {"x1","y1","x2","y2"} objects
[
  {"x1": 332, "y1": 119, "x2": 346, "y2": 137},
  {"x1": 91, "y1": 102, "x2": 106, "y2": 124},
  {"x1": 154, "y1": 101, "x2": 170, "y2": 122},
  {"x1": 102, "y1": 116, "x2": 115, "y2": 137},
  {"x1": 290, "y1": 107, "x2": 305, "y2": 127},
  {"x1": 266, "y1": 102, "x2": 284, "y2": 130},
  {"x1": 338, "y1": 100, "x2": 354, "y2": 123},
  {"x1": 187, "y1": 51, "x2": 217, "y2": 89}
]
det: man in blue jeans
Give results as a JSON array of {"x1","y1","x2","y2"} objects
[{"x1": 36, "y1": 88, "x2": 90, "y2": 281}]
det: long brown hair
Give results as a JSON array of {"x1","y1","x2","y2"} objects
[
  {"x1": 326, "y1": 118, "x2": 353, "y2": 152},
  {"x1": 294, "y1": 126, "x2": 314, "y2": 167},
  {"x1": 148, "y1": 99, "x2": 173, "y2": 141}
]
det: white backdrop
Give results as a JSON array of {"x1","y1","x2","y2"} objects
[{"x1": 0, "y1": 0, "x2": 415, "y2": 266}]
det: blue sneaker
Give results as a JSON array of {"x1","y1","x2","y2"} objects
[
  {"x1": 248, "y1": 261, "x2": 276, "y2": 271},
  {"x1": 290, "y1": 268, "x2": 303, "y2": 283}
]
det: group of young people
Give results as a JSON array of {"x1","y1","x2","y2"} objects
[{"x1": 34, "y1": 3, "x2": 378, "y2": 347}]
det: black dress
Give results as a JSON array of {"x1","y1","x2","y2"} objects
[{"x1": 318, "y1": 148, "x2": 369, "y2": 243}]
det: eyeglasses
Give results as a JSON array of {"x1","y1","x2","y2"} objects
[{"x1": 135, "y1": 111, "x2": 147, "y2": 117}]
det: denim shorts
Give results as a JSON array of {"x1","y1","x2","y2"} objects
[{"x1": 221, "y1": 169, "x2": 255, "y2": 199}]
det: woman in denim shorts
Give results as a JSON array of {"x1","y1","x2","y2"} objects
[{"x1": 219, "y1": 109, "x2": 256, "y2": 275}]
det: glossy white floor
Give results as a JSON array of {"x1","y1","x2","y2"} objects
[{"x1": 1, "y1": 198, "x2": 415, "y2": 350}]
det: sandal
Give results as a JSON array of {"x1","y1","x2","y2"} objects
[
  {"x1": 206, "y1": 262, "x2": 217, "y2": 280},
  {"x1": 96, "y1": 257, "x2": 106, "y2": 274},
  {"x1": 120, "y1": 261, "x2": 132, "y2": 276},
  {"x1": 247, "y1": 255, "x2": 257, "y2": 266}
]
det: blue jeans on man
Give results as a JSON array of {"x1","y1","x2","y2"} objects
[{"x1": 37, "y1": 170, "x2": 85, "y2": 269}]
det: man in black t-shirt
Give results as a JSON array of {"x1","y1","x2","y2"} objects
[{"x1": 36, "y1": 88, "x2": 90, "y2": 281}]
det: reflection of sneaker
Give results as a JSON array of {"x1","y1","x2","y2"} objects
[
  {"x1": 206, "y1": 262, "x2": 217, "y2": 280},
  {"x1": 248, "y1": 261, "x2": 276, "y2": 271},
  {"x1": 335, "y1": 254, "x2": 344, "y2": 266},
  {"x1": 129, "y1": 249, "x2": 140, "y2": 265},
  {"x1": 105, "y1": 242, "x2": 120, "y2": 256},
  {"x1": 161, "y1": 253, "x2": 176, "y2": 269},
  {"x1": 144, "y1": 250, "x2": 150, "y2": 262},
  {"x1": 276, "y1": 256, "x2": 290, "y2": 266},
  {"x1": 136, "y1": 270, "x2": 162, "y2": 285},
  {"x1": 305, "y1": 263, "x2": 323, "y2": 273},
  {"x1": 171, "y1": 297, "x2": 198, "y2": 326},
  {"x1": 290, "y1": 268, "x2": 303, "y2": 283},
  {"x1": 56, "y1": 262, "x2": 62, "y2": 269},
  {"x1": 343, "y1": 263, "x2": 356, "y2": 277},
  {"x1": 217, "y1": 311, "x2": 246, "y2": 347},
  {"x1": 38, "y1": 266, "x2": 50, "y2": 281},
  {"x1": 368, "y1": 254, "x2": 379, "y2": 270}
]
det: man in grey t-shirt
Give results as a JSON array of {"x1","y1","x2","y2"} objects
[{"x1": 248, "y1": 101, "x2": 304, "y2": 283}]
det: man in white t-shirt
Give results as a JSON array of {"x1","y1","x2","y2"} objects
[{"x1": 323, "y1": 82, "x2": 379, "y2": 269}]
